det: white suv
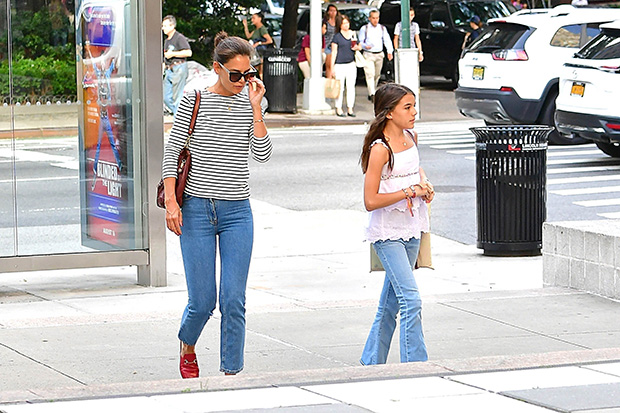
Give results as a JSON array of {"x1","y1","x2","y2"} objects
[
  {"x1": 455, "y1": 5, "x2": 620, "y2": 144},
  {"x1": 555, "y1": 20, "x2": 620, "y2": 157}
]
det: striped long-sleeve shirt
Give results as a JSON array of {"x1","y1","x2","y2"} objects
[{"x1": 162, "y1": 89, "x2": 272, "y2": 200}]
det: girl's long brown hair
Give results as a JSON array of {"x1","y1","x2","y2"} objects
[{"x1": 360, "y1": 83, "x2": 415, "y2": 173}]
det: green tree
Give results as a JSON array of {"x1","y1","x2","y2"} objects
[{"x1": 163, "y1": 0, "x2": 263, "y2": 67}]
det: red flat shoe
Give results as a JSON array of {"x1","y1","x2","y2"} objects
[{"x1": 180, "y1": 353, "x2": 199, "y2": 379}]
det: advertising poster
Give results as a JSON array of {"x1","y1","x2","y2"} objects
[{"x1": 76, "y1": 0, "x2": 134, "y2": 249}]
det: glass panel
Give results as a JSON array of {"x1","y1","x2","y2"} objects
[
  {"x1": 11, "y1": 0, "x2": 144, "y2": 255},
  {"x1": 550, "y1": 24, "x2": 581, "y2": 48},
  {"x1": 0, "y1": 0, "x2": 16, "y2": 257}
]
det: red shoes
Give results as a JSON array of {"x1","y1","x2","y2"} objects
[{"x1": 180, "y1": 353, "x2": 199, "y2": 379}]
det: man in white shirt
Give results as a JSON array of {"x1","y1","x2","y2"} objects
[{"x1": 359, "y1": 9, "x2": 394, "y2": 101}]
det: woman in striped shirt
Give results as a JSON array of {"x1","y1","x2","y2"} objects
[{"x1": 162, "y1": 32, "x2": 272, "y2": 378}]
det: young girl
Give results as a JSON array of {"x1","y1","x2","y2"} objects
[
  {"x1": 360, "y1": 83, "x2": 434, "y2": 365},
  {"x1": 163, "y1": 32, "x2": 272, "y2": 378}
]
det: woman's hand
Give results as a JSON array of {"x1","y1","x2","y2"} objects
[
  {"x1": 248, "y1": 77, "x2": 265, "y2": 107},
  {"x1": 421, "y1": 179, "x2": 435, "y2": 203},
  {"x1": 165, "y1": 200, "x2": 183, "y2": 236}
]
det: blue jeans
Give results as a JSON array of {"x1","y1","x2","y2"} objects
[
  {"x1": 178, "y1": 196, "x2": 254, "y2": 374},
  {"x1": 361, "y1": 238, "x2": 428, "y2": 364},
  {"x1": 163, "y1": 62, "x2": 188, "y2": 116}
]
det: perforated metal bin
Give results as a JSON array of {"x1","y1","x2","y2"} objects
[{"x1": 470, "y1": 125, "x2": 554, "y2": 256}]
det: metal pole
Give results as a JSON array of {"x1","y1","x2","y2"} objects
[
  {"x1": 400, "y1": 0, "x2": 411, "y2": 49},
  {"x1": 302, "y1": 0, "x2": 330, "y2": 112},
  {"x1": 137, "y1": 0, "x2": 167, "y2": 286}
]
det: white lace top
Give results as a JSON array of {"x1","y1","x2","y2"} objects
[{"x1": 365, "y1": 137, "x2": 430, "y2": 243}]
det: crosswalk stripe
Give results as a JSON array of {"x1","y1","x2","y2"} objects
[
  {"x1": 547, "y1": 149, "x2": 604, "y2": 157},
  {"x1": 420, "y1": 138, "x2": 474, "y2": 145},
  {"x1": 548, "y1": 174, "x2": 620, "y2": 185},
  {"x1": 575, "y1": 198, "x2": 620, "y2": 207},
  {"x1": 547, "y1": 157, "x2": 616, "y2": 165},
  {"x1": 551, "y1": 185, "x2": 620, "y2": 196},
  {"x1": 430, "y1": 143, "x2": 474, "y2": 149},
  {"x1": 448, "y1": 149, "x2": 475, "y2": 155},
  {"x1": 598, "y1": 211, "x2": 620, "y2": 219},
  {"x1": 547, "y1": 165, "x2": 620, "y2": 174},
  {"x1": 419, "y1": 132, "x2": 474, "y2": 140}
]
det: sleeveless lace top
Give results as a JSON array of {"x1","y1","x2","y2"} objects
[{"x1": 365, "y1": 138, "x2": 430, "y2": 243}]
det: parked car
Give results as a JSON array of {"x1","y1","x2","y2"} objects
[
  {"x1": 455, "y1": 5, "x2": 620, "y2": 144},
  {"x1": 555, "y1": 20, "x2": 620, "y2": 157},
  {"x1": 380, "y1": 0, "x2": 516, "y2": 88}
]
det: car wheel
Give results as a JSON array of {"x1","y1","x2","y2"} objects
[
  {"x1": 450, "y1": 64, "x2": 459, "y2": 90},
  {"x1": 596, "y1": 142, "x2": 620, "y2": 158},
  {"x1": 539, "y1": 89, "x2": 587, "y2": 145}
]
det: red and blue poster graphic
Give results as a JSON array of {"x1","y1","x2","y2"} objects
[{"x1": 77, "y1": 1, "x2": 133, "y2": 248}]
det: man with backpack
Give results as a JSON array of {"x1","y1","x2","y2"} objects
[{"x1": 359, "y1": 9, "x2": 394, "y2": 102}]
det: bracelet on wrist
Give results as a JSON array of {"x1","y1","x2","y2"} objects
[{"x1": 254, "y1": 119, "x2": 264, "y2": 123}]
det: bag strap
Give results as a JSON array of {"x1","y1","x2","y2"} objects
[{"x1": 183, "y1": 90, "x2": 201, "y2": 148}]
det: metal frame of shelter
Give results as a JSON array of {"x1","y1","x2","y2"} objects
[{"x1": 0, "y1": 0, "x2": 167, "y2": 287}]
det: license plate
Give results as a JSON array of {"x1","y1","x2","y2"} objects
[
  {"x1": 570, "y1": 82, "x2": 585, "y2": 97},
  {"x1": 472, "y1": 66, "x2": 484, "y2": 80}
]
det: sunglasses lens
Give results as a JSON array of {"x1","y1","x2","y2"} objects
[
  {"x1": 230, "y1": 73, "x2": 243, "y2": 82},
  {"x1": 245, "y1": 71, "x2": 257, "y2": 80}
]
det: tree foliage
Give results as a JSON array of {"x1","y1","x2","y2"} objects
[{"x1": 163, "y1": 0, "x2": 264, "y2": 67}]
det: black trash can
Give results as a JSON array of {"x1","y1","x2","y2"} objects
[
  {"x1": 262, "y1": 48, "x2": 297, "y2": 113},
  {"x1": 470, "y1": 125, "x2": 553, "y2": 256}
]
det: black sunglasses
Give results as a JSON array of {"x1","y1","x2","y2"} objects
[{"x1": 218, "y1": 62, "x2": 258, "y2": 83}]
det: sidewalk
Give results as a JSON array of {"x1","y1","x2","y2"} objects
[
  {"x1": 2, "y1": 202, "x2": 620, "y2": 411},
  {"x1": 167, "y1": 81, "x2": 462, "y2": 130},
  {"x1": 0, "y1": 79, "x2": 461, "y2": 138}
]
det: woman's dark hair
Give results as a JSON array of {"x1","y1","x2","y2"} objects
[
  {"x1": 213, "y1": 31, "x2": 253, "y2": 64},
  {"x1": 253, "y1": 12, "x2": 265, "y2": 24},
  {"x1": 360, "y1": 83, "x2": 416, "y2": 173},
  {"x1": 323, "y1": 4, "x2": 338, "y2": 22},
  {"x1": 323, "y1": 4, "x2": 342, "y2": 28}
]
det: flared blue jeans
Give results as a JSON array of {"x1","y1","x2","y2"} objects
[{"x1": 361, "y1": 237, "x2": 428, "y2": 365}]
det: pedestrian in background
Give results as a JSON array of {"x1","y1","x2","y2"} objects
[
  {"x1": 393, "y1": 7, "x2": 424, "y2": 62},
  {"x1": 359, "y1": 83, "x2": 434, "y2": 365},
  {"x1": 323, "y1": 4, "x2": 341, "y2": 79},
  {"x1": 162, "y1": 31, "x2": 272, "y2": 378},
  {"x1": 463, "y1": 15, "x2": 483, "y2": 49},
  {"x1": 359, "y1": 9, "x2": 394, "y2": 102},
  {"x1": 330, "y1": 15, "x2": 360, "y2": 117},
  {"x1": 242, "y1": 12, "x2": 274, "y2": 79},
  {"x1": 162, "y1": 15, "x2": 192, "y2": 116},
  {"x1": 298, "y1": 33, "x2": 325, "y2": 79}
]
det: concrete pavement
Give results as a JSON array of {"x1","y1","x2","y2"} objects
[
  {"x1": 2, "y1": 202, "x2": 620, "y2": 411},
  {"x1": 3, "y1": 80, "x2": 620, "y2": 411}
]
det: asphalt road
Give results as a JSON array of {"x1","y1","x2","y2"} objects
[{"x1": 2, "y1": 81, "x2": 620, "y2": 252}]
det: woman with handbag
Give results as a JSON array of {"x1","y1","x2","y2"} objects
[
  {"x1": 242, "y1": 12, "x2": 274, "y2": 79},
  {"x1": 359, "y1": 83, "x2": 434, "y2": 365},
  {"x1": 162, "y1": 32, "x2": 272, "y2": 378},
  {"x1": 330, "y1": 15, "x2": 361, "y2": 117}
]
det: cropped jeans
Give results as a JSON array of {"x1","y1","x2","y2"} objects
[
  {"x1": 178, "y1": 196, "x2": 253, "y2": 374},
  {"x1": 360, "y1": 237, "x2": 428, "y2": 365}
]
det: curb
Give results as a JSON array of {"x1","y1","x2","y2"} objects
[{"x1": 4, "y1": 348, "x2": 620, "y2": 405}]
